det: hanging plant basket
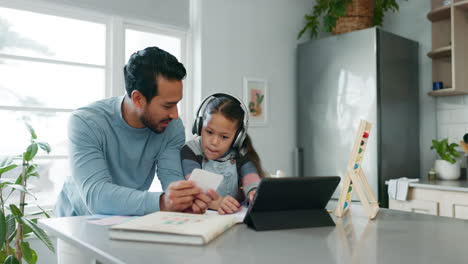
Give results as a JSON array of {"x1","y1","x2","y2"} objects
[
  {"x1": 333, "y1": 0, "x2": 374, "y2": 35},
  {"x1": 297, "y1": 0, "x2": 399, "y2": 40}
]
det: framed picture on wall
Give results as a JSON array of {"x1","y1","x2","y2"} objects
[{"x1": 243, "y1": 77, "x2": 268, "y2": 127}]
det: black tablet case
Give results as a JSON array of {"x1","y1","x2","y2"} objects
[{"x1": 243, "y1": 176, "x2": 340, "y2": 231}]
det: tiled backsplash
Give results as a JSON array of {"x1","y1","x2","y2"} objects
[{"x1": 437, "y1": 95, "x2": 468, "y2": 167}]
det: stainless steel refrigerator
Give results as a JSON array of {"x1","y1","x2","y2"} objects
[{"x1": 296, "y1": 27, "x2": 419, "y2": 208}]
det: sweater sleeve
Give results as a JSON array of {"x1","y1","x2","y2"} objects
[
  {"x1": 238, "y1": 159, "x2": 261, "y2": 197},
  {"x1": 68, "y1": 114, "x2": 161, "y2": 215}
]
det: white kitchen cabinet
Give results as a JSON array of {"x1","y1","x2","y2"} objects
[{"x1": 389, "y1": 182, "x2": 468, "y2": 220}]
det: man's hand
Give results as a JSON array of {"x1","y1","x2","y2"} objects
[
  {"x1": 188, "y1": 189, "x2": 220, "y2": 214},
  {"x1": 159, "y1": 181, "x2": 201, "y2": 212}
]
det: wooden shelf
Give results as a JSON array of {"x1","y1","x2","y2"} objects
[
  {"x1": 427, "y1": 45, "x2": 452, "y2": 59},
  {"x1": 428, "y1": 0, "x2": 468, "y2": 97},
  {"x1": 428, "y1": 5, "x2": 451, "y2": 21},
  {"x1": 428, "y1": 88, "x2": 468, "y2": 96},
  {"x1": 454, "y1": 0, "x2": 468, "y2": 11}
]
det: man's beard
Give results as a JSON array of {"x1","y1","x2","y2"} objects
[{"x1": 140, "y1": 114, "x2": 171, "y2": 134}]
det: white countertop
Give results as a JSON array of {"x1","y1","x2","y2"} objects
[
  {"x1": 40, "y1": 205, "x2": 468, "y2": 264},
  {"x1": 404, "y1": 179, "x2": 468, "y2": 192}
]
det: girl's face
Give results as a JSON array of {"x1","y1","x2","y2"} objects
[{"x1": 201, "y1": 112, "x2": 239, "y2": 160}]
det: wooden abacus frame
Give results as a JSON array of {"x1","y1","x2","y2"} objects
[{"x1": 335, "y1": 120, "x2": 379, "y2": 219}]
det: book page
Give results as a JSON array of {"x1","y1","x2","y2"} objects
[{"x1": 205, "y1": 206, "x2": 248, "y2": 224}]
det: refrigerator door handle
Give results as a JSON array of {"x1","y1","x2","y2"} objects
[{"x1": 294, "y1": 147, "x2": 303, "y2": 177}]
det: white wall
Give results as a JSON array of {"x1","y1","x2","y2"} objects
[
  {"x1": 41, "y1": 0, "x2": 190, "y2": 28},
  {"x1": 193, "y1": 0, "x2": 312, "y2": 176},
  {"x1": 381, "y1": 0, "x2": 436, "y2": 176},
  {"x1": 436, "y1": 97, "x2": 468, "y2": 155}
]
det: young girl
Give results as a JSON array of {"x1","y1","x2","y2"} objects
[{"x1": 181, "y1": 93, "x2": 264, "y2": 215}]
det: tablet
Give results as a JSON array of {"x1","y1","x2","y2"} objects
[{"x1": 244, "y1": 176, "x2": 340, "y2": 230}]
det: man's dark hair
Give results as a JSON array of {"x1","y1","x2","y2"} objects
[{"x1": 124, "y1": 46, "x2": 186, "y2": 102}]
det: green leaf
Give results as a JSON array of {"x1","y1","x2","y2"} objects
[
  {"x1": 21, "y1": 217, "x2": 55, "y2": 253},
  {"x1": 0, "y1": 179, "x2": 16, "y2": 189},
  {"x1": 248, "y1": 102, "x2": 255, "y2": 113},
  {"x1": 0, "y1": 156, "x2": 14, "y2": 168},
  {"x1": 25, "y1": 123, "x2": 37, "y2": 140},
  {"x1": 24, "y1": 143, "x2": 39, "y2": 161},
  {"x1": 0, "y1": 210, "x2": 6, "y2": 249},
  {"x1": 14, "y1": 175, "x2": 22, "y2": 185},
  {"x1": 9, "y1": 204, "x2": 23, "y2": 219},
  {"x1": 5, "y1": 255, "x2": 20, "y2": 264},
  {"x1": 0, "y1": 164, "x2": 17, "y2": 176},
  {"x1": 26, "y1": 164, "x2": 39, "y2": 179},
  {"x1": 334, "y1": 0, "x2": 347, "y2": 16},
  {"x1": 431, "y1": 138, "x2": 460, "y2": 163},
  {"x1": 5, "y1": 184, "x2": 36, "y2": 199},
  {"x1": 20, "y1": 241, "x2": 38, "y2": 264},
  {"x1": 34, "y1": 204, "x2": 51, "y2": 218},
  {"x1": 323, "y1": 15, "x2": 338, "y2": 33},
  {"x1": 297, "y1": 25, "x2": 308, "y2": 39},
  {"x1": 257, "y1": 95, "x2": 264, "y2": 105},
  {"x1": 36, "y1": 142, "x2": 51, "y2": 154},
  {"x1": 0, "y1": 156, "x2": 17, "y2": 175},
  {"x1": 22, "y1": 218, "x2": 36, "y2": 236},
  {"x1": 6, "y1": 214, "x2": 16, "y2": 242},
  {"x1": 0, "y1": 250, "x2": 6, "y2": 263}
]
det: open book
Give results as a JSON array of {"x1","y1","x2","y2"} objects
[{"x1": 109, "y1": 211, "x2": 236, "y2": 245}]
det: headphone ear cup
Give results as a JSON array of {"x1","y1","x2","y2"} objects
[
  {"x1": 192, "y1": 117, "x2": 201, "y2": 135},
  {"x1": 233, "y1": 128, "x2": 246, "y2": 148},
  {"x1": 197, "y1": 117, "x2": 203, "y2": 135}
]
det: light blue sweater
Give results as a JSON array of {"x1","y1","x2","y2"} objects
[{"x1": 55, "y1": 96, "x2": 185, "y2": 216}]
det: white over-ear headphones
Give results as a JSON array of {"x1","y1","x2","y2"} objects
[{"x1": 192, "y1": 93, "x2": 249, "y2": 148}]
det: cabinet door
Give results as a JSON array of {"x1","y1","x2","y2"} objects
[
  {"x1": 389, "y1": 199, "x2": 439, "y2": 215},
  {"x1": 443, "y1": 193, "x2": 468, "y2": 220}
]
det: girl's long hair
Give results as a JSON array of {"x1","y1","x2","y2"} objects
[{"x1": 204, "y1": 96, "x2": 265, "y2": 178}]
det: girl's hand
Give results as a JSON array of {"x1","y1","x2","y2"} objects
[
  {"x1": 218, "y1": 196, "x2": 241, "y2": 215},
  {"x1": 248, "y1": 190, "x2": 257, "y2": 203}
]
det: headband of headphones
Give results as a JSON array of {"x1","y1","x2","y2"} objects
[{"x1": 192, "y1": 93, "x2": 249, "y2": 148}]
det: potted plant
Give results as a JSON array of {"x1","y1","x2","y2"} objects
[
  {"x1": 0, "y1": 123, "x2": 55, "y2": 263},
  {"x1": 298, "y1": 0, "x2": 400, "y2": 39},
  {"x1": 431, "y1": 138, "x2": 460, "y2": 180}
]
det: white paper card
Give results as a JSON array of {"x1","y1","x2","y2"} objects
[{"x1": 189, "y1": 168, "x2": 223, "y2": 193}]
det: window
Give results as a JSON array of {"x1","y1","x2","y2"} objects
[
  {"x1": 124, "y1": 24, "x2": 186, "y2": 192},
  {"x1": 0, "y1": 2, "x2": 187, "y2": 208},
  {"x1": 0, "y1": 6, "x2": 107, "y2": 209}
]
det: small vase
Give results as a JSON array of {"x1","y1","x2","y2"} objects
[{"x1": 434, "y1": 160, "x2": 460, "y2": 180}]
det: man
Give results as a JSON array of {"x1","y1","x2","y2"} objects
[{"x1": 56, "y1": 46, "x2": 215, "y2": 217}]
